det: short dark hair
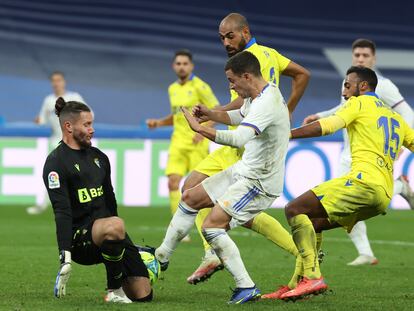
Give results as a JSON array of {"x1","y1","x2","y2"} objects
[
  {"x1": 352, "y1": 38, "x2": 376, "y2": 55},
  {"x1": 174, "y1": 49, "x2": 193, "y2": 62},
  {"x1": 55, "y1": 97, "x2": 91, "y2": 125},
  {"x1": 225, "y1": 51, "x2": 261, "y2": 77},
  {"x1": 346, "y1": 66, "x2": 378, "y2": 90},
  {"x1": 49, "y1": 71, "x2": 65, "y2": 79}
]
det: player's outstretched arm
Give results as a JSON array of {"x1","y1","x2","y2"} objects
[
  {"x1": 146, "y1": 114, "x2": 173, "y2": 129},
  {"x1": 291, "y1": 115, "x2": 345, "y2": 139},
  {"x1": 282, "y1": 61, "x2": 310, "y2": 115}
]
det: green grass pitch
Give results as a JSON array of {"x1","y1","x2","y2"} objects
[{"x1": 1, "y1": 205, "x2": 414, "y2": 310}]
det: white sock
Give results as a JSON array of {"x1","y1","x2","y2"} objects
[
  {"x1": 203, "y1": 228, "x2": 254, "y2": 288},
  {"x1": 348, "y1": 221, "x2": 375, "y2": 257},
  {"x1": 156, "y1": 201, "x2": 198, "y2": 263},
  {"x1": 393, "y1": 179, "x2": 403, "y2": 195}
]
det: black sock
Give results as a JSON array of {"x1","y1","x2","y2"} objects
[{"x1": 101, "y1": 239, "x2": 126, "y2": 290}]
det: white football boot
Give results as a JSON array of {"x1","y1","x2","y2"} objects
[{"x1": 104, "y1": 288, "x2": 132, "y2": 304}]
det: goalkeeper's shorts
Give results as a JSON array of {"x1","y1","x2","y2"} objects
[{"x1": 71, "y1": 221, "x2": 148, "y2": 278}]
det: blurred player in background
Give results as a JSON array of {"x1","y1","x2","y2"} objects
[
  {"x1": 157, "y1": 51, "x2": 290, "y2": 303},
  {"x1": 44, "y1": 97, "x2": 152, "y2": 303},
  {"x1": 146, "y1": 49, "x2": 219, "y2": 242},
  {"x1": 181, "y1": 13, "x2": 309, "y2": 294},
  {"x1": 303, "y1": 39, "x2": 414, "y2": 266},
  {"x1": 27, "y1": 71, "x2": 85, "y2": 215},
  {"x1": 275, "y1": 66, "x2": 414, "y2": 301}
]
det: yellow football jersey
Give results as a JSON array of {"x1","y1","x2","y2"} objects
[
  {"x1": 168, "y1": 74, "x2": 219, "y2": 148},
  {"x1": 229, "y1": 37, "x2": 291, "y2": 102},
  {"x1": 335, "y1": 92, "x2": 414, "y2": 197}
]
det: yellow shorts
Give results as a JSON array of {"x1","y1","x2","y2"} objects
[
  {"x1": 312, "y1": 174, "x2": 390, "y2": 233},
  {"x1": 194, "y1": 145, "x2": 241, "y2": 177},
  {"x1": 165, "y1": 143, "x2": 209, "y2": 177}
]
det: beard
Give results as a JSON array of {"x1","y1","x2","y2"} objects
[
  {"x1": 73, "y1": 131, "x2": 92, "y2": 149},
  {"x1": 226, "y1": 36, "x2": 247, "y2": 57}
]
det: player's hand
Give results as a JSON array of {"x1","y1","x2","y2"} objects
[
  {"x1": 54, "y1": 250, "x2": 72, "y2": 298},
  {"x1": 146, "y1": 119, "x2": 159, "y2": 129},
  {"x1": 192, "y1": 133, "x2": 204, "y2": 144},
  {"x1": 302, "y1": 114, "x2": 319, "y2": 125},
  {"x1": 181, "y1": 107, "x2": 201, "y2": 132},
  {"x1": 192, "y1": 104, "x2": 211, "y2": 123}
]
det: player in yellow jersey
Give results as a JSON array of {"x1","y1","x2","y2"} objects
[
  {"x1": 268, "y1": 66, "x2": 414, "y2": 301},
  {"x1": 176, "y1": 13, "x2": 310, "y2": 287},
  {"x1": 146, "y1": 50, "x2": 218, "y2": 241}
]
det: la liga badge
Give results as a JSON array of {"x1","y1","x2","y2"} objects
[{"x1": 48, "y1": 171, "x2": 60, "y2": 189}]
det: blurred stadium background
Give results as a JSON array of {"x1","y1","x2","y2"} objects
[{"x1": 1, "y1": 0, "x2": 414, "y2": 208}]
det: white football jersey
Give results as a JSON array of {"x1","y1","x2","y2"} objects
[
  {"x1": 38, "y1": 91, "x2": 85, "y2": 141},
  {"x1": 234, "y1": 83, "x2": 290, "y2": 195}
]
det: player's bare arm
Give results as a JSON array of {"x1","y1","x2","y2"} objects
[
  {"x1": 282, "y1": 61, "x2": 310, "y2": 115},
  {"x1": 302, "y1": 114, "x2": 320, "y2": 125},
  {"x1": 291, "y1": 115, "x2": 345, "y2": 139},
  {"x1": 146, "y1": 114, "x2": 173, "y2": 128}
]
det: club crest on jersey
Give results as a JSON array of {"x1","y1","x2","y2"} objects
[
  {"x1": 48, "y1": 171, "x2": 60, "y2": 189},
  {"x1": 74, "y1": 164, "x2": 80, "y2": 171},
  {"x1": 94, "y1": 158, "x2": 101, "y2": 168}
]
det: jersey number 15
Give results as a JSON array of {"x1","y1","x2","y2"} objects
[{"x1": 377, "y1": 116, "x2": 400, "y2": 160}]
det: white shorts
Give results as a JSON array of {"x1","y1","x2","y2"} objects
[{"x1": 201, "y1": 166, "x2": 278, "y2": 226}]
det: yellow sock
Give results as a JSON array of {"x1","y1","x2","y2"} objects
[
  {"x1": 251, "y1": 212, "x2": 298, "y2": 257},
  {"x1": 195, "y1": 208, "x2": 212, "y2": 251},
  {"x1": 287, "y1": 255, "x2": 303, "y2": 289},
  {"x1": 169, "y1": 190, "x2": 181, "y2": 215},
  {"x1": 316, "y1": 232, "x2": 323, "y2": 252},
  {"x1": 289, "y1": 214, "x2": 321, "y2": 279}
]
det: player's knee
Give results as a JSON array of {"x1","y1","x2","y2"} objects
[
  {"x1": 285, "y1": 202, "x2": 298, "y2": 220},
  {"x1": 105, "y1": 217, "x2": 125, "y2": 240},
  {"x1": 181, "y1": 189, "x2": 197, "y2": 208},
  {"x1": 131, "y1": 290, "x2": 153, "y2": 302}
]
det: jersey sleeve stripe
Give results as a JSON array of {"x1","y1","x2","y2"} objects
[
  {"x1": 240, "y1": 122, "x2": 261, "y2": 134},
  {"x1": 391, "y1": 99, "x2": 405, "y2": 109}
]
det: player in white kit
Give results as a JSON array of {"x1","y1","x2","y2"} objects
[
  {"x1": 303, "y1": 39, "x2": 414, "y2": 265},
  {"x1": 155, "y1": 51, "x2": 290, "y2": 304},
  {"x1": 27, "y1": 71, "x2": 85, "y2": 215}
]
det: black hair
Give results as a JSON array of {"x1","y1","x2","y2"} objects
[
  {"x1": 55, "y1": 97, "x2": 90, "y2": 119},
  {"x1": 346, "y1": 66, "x2": 378, "y2": 90},
  {"x1": 224, "y1": 51, "x2": 261, "y2": 77},
  {"x1": 352, "y1": 38, "x2": 376, "y2": 55},
  {"x1": 174, "y1": 49, "x2": 193, "y2": 62}
]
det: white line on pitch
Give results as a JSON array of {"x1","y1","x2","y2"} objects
[{"x1": 133, "y1": 225, "x2": 414, "y2": 247}]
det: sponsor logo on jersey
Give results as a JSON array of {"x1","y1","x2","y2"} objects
[
  {"x1": 74, "y1": 163, "x2": 80, "y2": 171},
  {"x1": 94, "y1": 158, "x2": 101, "y2": 168},
  {"x1": 48, "y1": 171, "x2": 60, "y2": 189},
  {"x1": 78, "y1": 186, "x2": 104, "y2": 203}
]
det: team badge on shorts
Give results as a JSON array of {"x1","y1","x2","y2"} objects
[{"x1": 48, "y1": 171, "x2": 60, "y2": 189}]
